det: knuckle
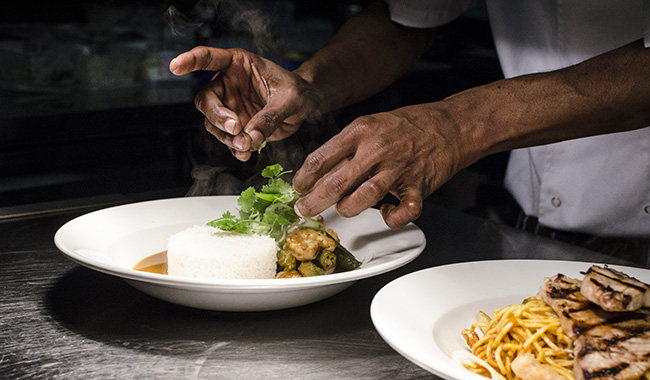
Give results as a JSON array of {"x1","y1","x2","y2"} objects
[
  {"x1": 303, "y1": 151, "x2": 326, "y2": 174},
  {"x1": 360, "y1": 179, "x2": 389, "y2": 201},
  {"x1": 323, "y1": 175, "x2": 349, "y2": 197},
  {"x1": 230, "y1": 47, "x2": 247, "y2": 55},
  {"x1": 350, "y1": 115, "x2": 394, "y2": 155},
  {"x1": 402, "y1": 199, "x2": 423, "y2": 220},
  {"x1": 384, "y1": 198, "x2": 423, "y2": 229},
  {"x1": 349, "y1": 115, "x2": 375, "y2": 134},
  {"x1": 258, "y1": 112, "x2": 280, "y2": 131},
  {"x1": 336, "y1": 196, "x2": 365, "y2": 218}
]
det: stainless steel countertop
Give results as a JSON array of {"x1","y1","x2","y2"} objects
[{"x1": 0, "y1": 195, "x2": 639, "y2": 379}]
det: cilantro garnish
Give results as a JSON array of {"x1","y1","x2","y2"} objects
[{"x1": 207, "y1": 164, "x2": 322, "y2": 243}]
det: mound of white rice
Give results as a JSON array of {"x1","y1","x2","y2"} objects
[{"x1": 167, "y1": 225, "x2": 279, "y2": 279}]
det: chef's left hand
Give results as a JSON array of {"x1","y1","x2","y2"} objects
[{"x1": 170, "y1": 46, "x2": 319, "y2": 161}]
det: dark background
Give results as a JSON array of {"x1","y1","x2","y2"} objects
[{"x1": 0, "y1": 0, "x2": 517, "y2": 224}]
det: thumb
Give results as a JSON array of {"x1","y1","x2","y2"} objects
[
  {"x1": 169, "y1": 47, "x2": 233, "y2": 76},
  {"x1": 245, "y1": 104, "x2": 291, "y2": 148}
]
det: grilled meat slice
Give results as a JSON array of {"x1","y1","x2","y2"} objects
[
  {"x1": 540, "y1": 271, "x2": 650, "y2": 380},
  {"x1": 539, "y1": 273, "x2": 617, "y2": 339},
  {"x1": 581, "y1": 265, "x2": 650, "y2": 312},
  {"x1": 573, "y1": 310, "x2": 650, "y2": 380}
]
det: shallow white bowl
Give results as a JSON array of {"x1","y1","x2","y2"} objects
[
  {"x1": 55, "y1": 195, "x2": 426, "y2": 312},
  {"x1": 370, "y1": 259, "x2": 650, "y2": 380}
]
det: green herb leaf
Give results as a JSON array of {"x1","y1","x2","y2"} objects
[
  {"x1": 261, "y1": 164, "x2": 283, "y2": 179},
  {"x1": 208, "y1": 164, "x2": 303, "y2": 243},
  {"x1": 237, "y1": 187, "x2": 256, "y2": 213}
]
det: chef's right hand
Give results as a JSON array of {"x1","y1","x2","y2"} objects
[{"x1": 170, "y1": 46, "x2": 318, "y2": 161}]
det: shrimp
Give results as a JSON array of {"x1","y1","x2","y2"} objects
[
  {"x1": 276, "y1": 270, "x2": 302, "y2": 279},
  {"x1": 284, "y1": 227, "x2": 337, "y2": 261}
]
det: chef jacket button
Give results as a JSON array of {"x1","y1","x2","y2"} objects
[
  {"x1": 644, "y1": 205, "x2": 650, "y2": 215},
  {"x1": 551, "y1": 197, "x2": 562, "y2": 208}
]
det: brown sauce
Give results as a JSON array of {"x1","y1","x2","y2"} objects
[{"x1": 133, "y1": 250, "x2": 168, "y2": 274}]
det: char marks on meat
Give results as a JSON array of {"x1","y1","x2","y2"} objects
[
  {"x1": 539, "y1": 273, "x2": 615, "y2": 339},
  {"x1": 581, "y1": 265, "x2": 650, "y2": 312},
  {"x1": 539, "y1": 268, "x2": 650, "y2": 380},
  {"x1": 574, "y1": 311, "x2": 650, "y2": 380}
]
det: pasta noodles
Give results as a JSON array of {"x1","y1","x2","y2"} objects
[{"x1": 460, "y1": 296, "x2": 574, "y2": 380}]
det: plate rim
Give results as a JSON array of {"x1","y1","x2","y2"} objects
[{"x1": 370, "y1": 259, "x2": 650, "y2": 380}]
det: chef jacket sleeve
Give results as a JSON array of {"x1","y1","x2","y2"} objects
[{"x1": 384, "y1": 0, "x2": 478, "y2": 29}]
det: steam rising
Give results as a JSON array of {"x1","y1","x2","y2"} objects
[
  {"x1": 166, "y1": 0, "x2": 339, "y2": 197},
  {"x1": 185, "y1": 114, "x2": 338, "y2": 197},
  {"x1": 167, "y1": 0, "x2": 285, "y2": 57}
]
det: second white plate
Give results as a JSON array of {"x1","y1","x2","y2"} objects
[{"x1": 370, "y1": 259, "x2": 650, "y2": 380}]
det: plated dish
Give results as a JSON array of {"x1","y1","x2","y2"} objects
[
  {"x1": 370, "y1": 260, "x2": 650, "y2": 380},
  {"x1": 54, "y1": 195, "x2": 425, "y2": 312}
]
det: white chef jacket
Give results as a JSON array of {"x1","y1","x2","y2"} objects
[{"x1": 386, "y1": 0, "x2": 650, "y2": 237}]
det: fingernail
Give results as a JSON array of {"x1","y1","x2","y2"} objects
[
  {"x1": 294, "y1": 203, "x2": 305, "y2": 218},
  {"x1": 169, "y1": 58, "x2": 179, "y2": 74},
  {"x1": 233, "y1": 134, "x2": 245, "y2": 151},
  {"x1": 224, "y1": 119, "x2": 236, "y2": 134},
  {"x1": 248, "y1": 129, "x2": 264, "y2": 147}
]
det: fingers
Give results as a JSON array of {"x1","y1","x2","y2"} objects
[
  {"x1": 196, "y1": 83, "x2": 243, "y2": 135},
  {"x1": 294, "y1": 163, "x2": 364, "y2": 218},
  {"x1": 335, "y1": 169, "x2": 396, "y2": 217},
  {"x1": 293, "y1": 119, "x2": 379, "y2": 218},
  {"x1": 197, "y1": 80, "x2": 254, "y2": 158},
  {"x1": 169, "y1": 46, "x2": 234, "y2": 76},
  {"x1": 294, "y1": 155, "x2": 424, "y2": 228},
  {"x1": 204, "y1": 124, "x2": 252, "y2": 162},
  {"x1": 293, "y1": 127, "x2": 361, "y2": 196},
  {"x1": 193, "y1": 71, "x2": 259, "y2": 157},
  {"x1": 293, "y1": 113, "x2": 425, "y2": 228},
  {"x1": 294, "y1": 147, "x2": 386, "y2": 219},
  {"x1": 172, "y1": 47, "x2": 294, "y2": 156},
  {"x1": 379, "y1": 190, "x2": 423, "y2": 229},
  {"x1": 204, "y1": 119, "x2": 252, "y2": 152},
  {"x1": 206, "y1": 103, "x2": 291, "y2": 156},
  {"x1": 245, "y1": 104, "x2": 291, "y2": 148}
]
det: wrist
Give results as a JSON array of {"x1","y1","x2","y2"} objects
[
  {"x1": 438, "y1": 74, "x2": 569, "y2": 159},
  {"x1": 293, "y1": 61, "x2": 338, "y2": 117}
]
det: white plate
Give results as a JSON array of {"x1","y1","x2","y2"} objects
[
  {"x1": 370, "y1": 259, "x2": 650, "y2": 380},
  {"x1": 55, "y1": 195, "x2": 425, "y2": 312}
]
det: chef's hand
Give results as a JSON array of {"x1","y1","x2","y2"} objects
[
  {"x1": 170, "y1": 46, "x2": 318, "y2": 161},
  {"x1": 292, "y1": 39, "x2": 650, "y2": 229},
  {"x1": 292, "y1": 102, "x2": 479, "y2": 229}
]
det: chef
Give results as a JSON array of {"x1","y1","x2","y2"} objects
[{"x1": 170, "y1": 0, "x2": 650, "y2": 261}]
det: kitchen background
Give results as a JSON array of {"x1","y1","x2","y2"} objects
[{"x1": 0, "y1": 0, "x2": 517, "y2": 224}]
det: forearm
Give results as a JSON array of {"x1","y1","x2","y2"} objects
[
  {"x1": 292, "y1": 39, "x2": 650, "y2": 228},
  {"x1": 294, "y1": 1, "x2": 436, "y2": 114},
  {"x1": 442, "y1": 39, "x2": 650, "y2": 162}
]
